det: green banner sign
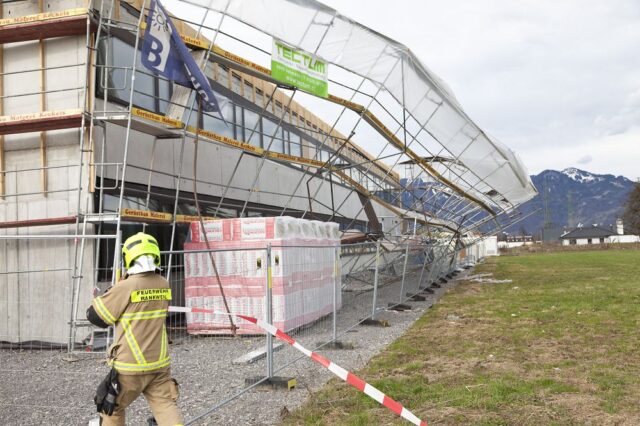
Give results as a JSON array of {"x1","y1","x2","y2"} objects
[{"x1": 271, "y1": 39, "x2": 328, "y2": 98}]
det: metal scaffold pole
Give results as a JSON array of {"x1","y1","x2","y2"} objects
[
  {"x1": 371, "y1": 239, "x2": 381, "y2": 321},
  {"x1": 265, "y1": 243, "x2": 273, "y2": 379},
  {"x1": 166, "y1": 0, "x2": 230, "y2": 281},
  {"x1": 110, "y1": 0, "x2": 148, "y2": 286},
  {"x1": 68, "y1": 2, "x2": 99, "y2": 351},
  {"x1": 332, "y1": 244, "x2": 339, "y2": 342},
  {"x1": 399, "y1": 242, "x2": 410, "y2": 301}
]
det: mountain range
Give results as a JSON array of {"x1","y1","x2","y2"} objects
[{"x1": 512, "y1": 168, "x2": 636, "y2": 237}]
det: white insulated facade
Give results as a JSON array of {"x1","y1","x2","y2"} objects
[{"x1": 0, "y1": 0, "x2": 95, "y2": 346}]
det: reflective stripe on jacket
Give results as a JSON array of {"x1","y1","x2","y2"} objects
[{"x1": 91, "y1": 272, "x2": 172, "y2": 375}]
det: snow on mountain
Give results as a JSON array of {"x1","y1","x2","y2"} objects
[
  {"x1": 562, "y1": 167, "x2": 603, "y2": 183},
  {"x1": 515, "y1": 168, "x2": 635, "y2": 235}
]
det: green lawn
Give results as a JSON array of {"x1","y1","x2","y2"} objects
[{"x1": 285, "y1": 249, "x2": 640, "y2": 425}]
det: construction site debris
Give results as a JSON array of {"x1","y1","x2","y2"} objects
[
  {"x1": 463, "y1": 273, "x2": 513, "y2": 284},
  {"x1": 232, "y1": 343, "x2": 285, "y2": 365}
]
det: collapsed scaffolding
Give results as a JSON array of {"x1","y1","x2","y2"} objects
[
  {"x1": 0, "y1": 0, "x2": 537, "y2": 349},
  {"x1": 0, "y1": 0, "x2": 537, "y2": 422}
]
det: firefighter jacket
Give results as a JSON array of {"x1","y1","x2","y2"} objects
[{"x1": 89, "y1": 272, "x2": 172, "y2": 375}]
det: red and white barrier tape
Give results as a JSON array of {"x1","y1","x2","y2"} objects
[{"x1": 169, "y1": 306, "x2": 426, "y2": 426}]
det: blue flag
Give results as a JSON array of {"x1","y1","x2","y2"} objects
[{"x1": 141, "y1": 0, "x2": 224, "y2": 118}]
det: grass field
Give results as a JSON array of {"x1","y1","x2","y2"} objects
[{"x1": 285, "y1": 249, "x2": 640, "y2": 425}]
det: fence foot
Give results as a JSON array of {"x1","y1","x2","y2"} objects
[
  {"x1": 406, "y1": 293, "x2": 426, "y2": 302},
  {"x1": 317, "y1": 340, "x2": 355, "y2": 350},
  {"x1": 388, "y1": 302, "x2": 412, "y2": 311},
  {"x1": 431, "y1": 282, "x2": 442, "y2": 288},
  {"x1": 245, "y1": 376, "x2": 296, "y2": 390},
  {"x1": 438, "y1": 277, "x2": 448, "y2": 284},
  {"x1": 361, "y1": 318, "x2": 390, "y2": 327},
  {"x1": 418, "y1": 287, "x2": 435, "y2": 294}
]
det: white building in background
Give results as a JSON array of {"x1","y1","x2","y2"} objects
[
  {"x1": 483, "y1": 236, "x2": 499, "y2": 256},
  {"x1": 457, "y1": 235, "x2": 499, "y2": 268},
  {"x1": 608, "y1": 219, "x2": 640, "y2": 243},
  {"x1": 560, "y1": 219, "x2": 639, "y2": 246}
]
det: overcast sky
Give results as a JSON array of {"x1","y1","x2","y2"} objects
[
  {"x1": 163, "y1": 0, "x2": 639, "y2": 180},
  {"x1": 320, "y1": 0, "x2": 640, "y2": 180}
]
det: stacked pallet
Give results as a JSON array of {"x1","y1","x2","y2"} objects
[{"x1": 184, "y1": 217, "x2": 341, "y2": 334}]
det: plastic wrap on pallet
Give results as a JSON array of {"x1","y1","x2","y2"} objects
[{"x1": 184, "y1": 216, "x2": 341, "y2": 334}]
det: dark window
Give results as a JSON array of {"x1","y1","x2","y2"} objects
[
  {"x1": 262, "y1": 118, "x2": 283, "y2": 152},
  {"x1": 290, "y1": 132, "x2": 301, "y2": 157},
  {"x1": 283, "y1": 129, "x2": 290, "y2": 154},
  {"x1": 96, "y1": 192, "x2": 240, "y2": 282},
  {"x1": 202, "y1": 94, "x2": 234, "y2": 139},
  {"x1": 231, "y1": 73, "x2": 242, "y2": 93},
  {"x1": 255, "y1": 89, "x2": 264, "y2": 107},
  {"x1": 244, "y1": 81, "x2": 253, "y2": 94},
  {"x1": 234, "y1": 105, "x2": 244, "y2": 141},
  {"x1": 158, "y1": 77, "x2": 171, "y2": 114},
  {"x1": 243, "y1": 109, "x2": 262, "y2": 147},
  {"x1": 96, "y1": 36, "x2": 171, "y2": 114},
  {"x1": 216, "y1": 64, "x2": 228, "y2": 83}
]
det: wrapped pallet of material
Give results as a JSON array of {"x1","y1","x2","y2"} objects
[{"x1": 184, "y1": 216, "x2": 341, "y2": 334}]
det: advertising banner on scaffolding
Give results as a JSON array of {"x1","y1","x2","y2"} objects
[{"x1": 271, "y1": 38, "x2": 328, "y2": 97}]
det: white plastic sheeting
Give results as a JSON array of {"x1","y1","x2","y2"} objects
[{"x1": 182, "y1": 0, "x2": 537, "y2": 208}]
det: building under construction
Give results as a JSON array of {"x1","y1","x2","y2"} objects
[{"x1": 0, "y1": 0, "x2": 536, "y2": 348}]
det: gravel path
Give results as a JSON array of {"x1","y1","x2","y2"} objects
[{"x1": 0, "y1": 268, "x2": 467, "y2": 425}]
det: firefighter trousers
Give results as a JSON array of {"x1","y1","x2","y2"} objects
[{"x1": 100, "y1": 368, "x2": 183, "y2": 426}]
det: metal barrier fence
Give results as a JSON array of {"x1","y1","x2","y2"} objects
[{"x1": 0, "y1": 240, "x2": 470, "y2": 425}]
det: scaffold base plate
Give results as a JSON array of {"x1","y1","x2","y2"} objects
[
  {"x1": 388, "y1": 302, "x2": 412, "y2": 311},
  {"x1": 245, "y1": 376, "x2": 296, "y2": 390},
  {"x1": 316, "y1": 340, "x2": 355, "y2": 350},
  {"x1": 360, "y1": 318, "x2": 390, "y2": 327},
  {"x1": 406, "y1": 294, "x2": 426, "y2": 302}
]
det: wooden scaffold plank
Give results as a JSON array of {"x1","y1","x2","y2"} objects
[{"x1": 0, "y1": 8, "x2": 91, "y2": 45}]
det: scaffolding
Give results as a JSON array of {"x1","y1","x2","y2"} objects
[
  {"x1": 0, "y1": 4, "x2": 543, "y2": 423},
  {"x1": 0, "y1": 0, "x2": 535, "y2": 361}
]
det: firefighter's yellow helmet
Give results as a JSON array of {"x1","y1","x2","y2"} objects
[{"x1": 122, "y1": 232, "x2": 161, "y2": 269}]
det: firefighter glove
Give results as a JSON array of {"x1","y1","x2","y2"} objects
[{"x1": 95, "y1": 368, "x2": 120, "y2": 416}]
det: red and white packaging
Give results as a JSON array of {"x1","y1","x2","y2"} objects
[{"x1": 184, "y1": 217, "x2": 341, "y2": 334}]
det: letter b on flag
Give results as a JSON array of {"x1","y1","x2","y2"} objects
[
  {"x1": 141, "y1": 0, "x2": 224, "y2": 116},
  {"x1": 144, "y1": 37, "x2": 167, "y2": 71},
  {"x1": 142, "y1": 1, "x2": 172, "y2": 73}
]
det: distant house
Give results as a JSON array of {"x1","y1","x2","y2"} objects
[
  {"x1": 560, "y1": 219, "x2": 640, "y2": 246},
  {"x1": 560, "y1": 226, "x2": 612, "y2": 246},
  {"x1": 497, "y1": 234, "x2": 534, "y2": 249},
  {"x1": 507, "y1": 235, "x2": 533, "y2": 243}
]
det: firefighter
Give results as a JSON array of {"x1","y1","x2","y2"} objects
[{"x1": 87, "y1": 232, "x2": 183, "y2": 426}]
